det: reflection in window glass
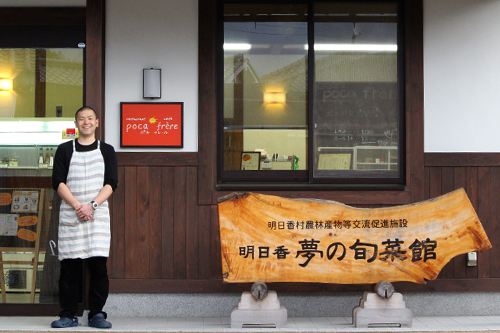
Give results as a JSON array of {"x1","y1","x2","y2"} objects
[
  {"x1": 220, "y1": 1, "x2": 403, "y2": 186},
  {"x1": 313, "y1": 3, "x2": 401, "y2": 179},
  {"x1": 0, "y1": 48, "x2": 83, "y2": 170},
  {"x1": 0, "y1": 48, "x2": 83, "y2": 304},
  {"x1": 223, "y1": 4, "x2": 308, "y2": 171},
  {"x1": 0, "y1": 48, "x2": 83, "y2": 118},
  {"x1": 0, "y1": 188, "x2": 62, "y2": 304}
]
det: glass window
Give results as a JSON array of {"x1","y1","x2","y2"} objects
[
  {"x1": 222, "y1": 4, "x2": 308, "y2": 176},
  {"x1": 219, "y1": 0, "x2": 404, "y2": 188},
  {"x1": 313, "y1": 2, "x2": 401, "y2": 184},
  {"x1": 0, "y1": 8, "x2": 86, "y2": 307},
  {"x1": 0, "y1": 47, "x2": 84, "y2": 303},
  {"x1": 0, "y1": 48, "x2": 83, "y2": 175},
  {"x1": 0, "y1": 48, "x2": 83, "y2": 119}
]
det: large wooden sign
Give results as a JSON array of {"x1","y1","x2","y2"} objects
[{"x1": 218, "y1": 189, "x2": 491, "y2": 284}]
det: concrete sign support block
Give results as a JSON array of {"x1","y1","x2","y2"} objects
[
  {"x1": 353, "y1": 291, "x2": 412, "y2": 328},
  {"x1": 231, "y1": 291, "x2": 287, "y2": 328}
]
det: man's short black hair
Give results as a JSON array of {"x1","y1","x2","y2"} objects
[{"x1": 75, "y1": 106, "x2": 97, "y2": 120}]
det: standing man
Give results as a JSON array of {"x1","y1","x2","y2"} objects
[{"x1": 51, "y1": 106, "x2": 118, "y2": 329}]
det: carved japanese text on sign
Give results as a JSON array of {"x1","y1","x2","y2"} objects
[{"x1": 218, "y1": 189, "x2": 491, "y2": 284}]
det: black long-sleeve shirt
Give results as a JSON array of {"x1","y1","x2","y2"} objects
[{"x1": 52, "y1": 140, "x2": 118, "y2": 192}]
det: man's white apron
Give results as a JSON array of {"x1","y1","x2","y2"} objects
[{"x1": 58, "y1": 140, "x2": 111, "y2": 260}]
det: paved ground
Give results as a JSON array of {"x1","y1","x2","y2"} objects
[{"x1": 0, "y1": 316, "x2": 499, "y2": 332}]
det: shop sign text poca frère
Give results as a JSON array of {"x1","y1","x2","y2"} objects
[{"x1": 120, "y1": 102, "x2": 183, "y2": 148}]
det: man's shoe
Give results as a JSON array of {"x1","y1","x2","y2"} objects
[
  {"x1": 51, "y1": 317, "x2": 78, "y2": 328},
  {"x1": 88, "y1": 313, "x2": 112, "y2": 329}
]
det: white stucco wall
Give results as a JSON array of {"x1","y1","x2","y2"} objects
[
  {"x1": 105, "y1": 0, "x2": 198, "y2": 152},
  {"x1": 3, "y1": 0, "x2": 500, "y2": 154},
  {"x1": 424, "y1": 0, "x2": 500, "y2": 152},
  {"x1": 105, "y1": 0, "x2": 500, "y2": 153}
]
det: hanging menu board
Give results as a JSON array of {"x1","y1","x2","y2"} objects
[{"x1": 314, "y1": 82, "x2": 399, "y2": 148}]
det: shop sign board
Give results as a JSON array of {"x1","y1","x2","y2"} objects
[
  {"x1": 120, "y1": 102, "x2": 183, "y2": 148},
  {"x1": 218, "y1": 189, "x2": 491, "y2": 284}
]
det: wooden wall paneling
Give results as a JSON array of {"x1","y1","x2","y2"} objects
[
  {"x1": 465, "y1": 167, "x2": 478, "y2": 210},
  {"x1": 106, "y1": 276, "x2": 500, "y2": 294},
  {"x1": 405, "y1": 0, "x2": 425, "y2": 203},
  {"x1": 161, "y1": 167, "x2": 175, "y2": 279},
  {"x1": 197, "y1": 0, "x2": 218, "y2": 205},
  {"x1": 438, "y1": 166, "x2": 455, "y2": 279},
  {"x1": 198, "y1": 205, "x2": 212, "y2": 279},
  {"x1": 107, "y1": 195, "x2": 113, "y2": 276},
  {"x1": 210, "y1": 205, "x2": 222, "y2": 280},
  {"x1": 107, "y1": 151, "x2": 500, "y2": 292},
  {"x1": 149, "y1": 167, "x2": 163, "y2": 279},
  {"x1": 85, "y1": 0, "x2": 105, "y2": 139},
  {"x1": 395, "y1": 278, "x2": 500, "y2": 293},
  {"x1": 110, "y1": 279, "x2": 247, "y2": 294},
  {"x1": 425, "y1": 153, "x2": 500, "y2": 167},
  {"x1": 424, "y1": 167, "x2": 430, "y2": 200},
  {"x1": 465, "y1": 166, "x2": 479, "y2": 279},
  {"x1": 477, "y1": 167, "x2": 491, "y2": 278},
  {"x1": 214, "y1": 190, "x2": 411, "y2": 207},
  {"x1": 117, "y1": 152, "x2": 197, "y2": 167},
  {"x1": 0, "y1": 177, "x2": 52, "y2": 189},
  {"x1": 453, "y1": 167, "x2": 466, "y2": 190},
  {"x1": 452, "y1": 167, "x2": 467, "y2": 279},
  {"x1": 124, "y1": 166, "x2": 138, "y2": 278},
  {"x1": 428, "y1": 167, "x2": 441, "y2": 200},
  {"x1": 110, "y1": 166, "x2": 126, "y2": 278},
  {"x1": 356, "y1": 204, "x2": 372, "y2": 209},
  {"x1": 35, "y1": 49, "x2": 46, "y2": 117},
  {"x1": 186, "y1": 166, "x2": 200, "y2": 279},
  {"x1": 0, "y1": 7, "x2": 85, "y2": 26},
  {"x1": 134, "y1": 167, "x2": 151, "y2": 278},
  {"x1": 441, "y1": 167, "x2": 454, "y2": 194},
  {"x1": 490, "y1": 167, "x2": 500, "y2": 277},
  {"x1": 173, "y1": 167, "x2": 187, "y2": 279}
]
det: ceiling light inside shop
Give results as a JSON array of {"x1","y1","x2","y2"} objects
[
  {"x1": 310, "y1": 44, "x2": 397, "y2": 51},
  {"x1": 223, "y1": 43, "x2": 397, "y2": 52},
  {"x1": 224, "y1": 43, "x2": 252, "y2": 50}
]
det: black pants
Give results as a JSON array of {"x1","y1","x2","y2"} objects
[{"x1": 58, "y1": 257, "x2": 109, "y2": 320}]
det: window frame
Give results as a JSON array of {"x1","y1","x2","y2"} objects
[
  {"x1": 0, "y1": 4, "x2": 104, "y2": 316},
  {"x1": 309, "y1": 1, "x2": 406, "y2": 187},
  {"x1": 216, "y1": 0, "x2": 406, "y2": 191}
]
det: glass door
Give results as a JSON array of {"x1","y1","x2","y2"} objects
[{"x1": 0, "y1": 46, "x2": 84, "y2": 304}]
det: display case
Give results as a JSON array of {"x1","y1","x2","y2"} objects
[
  {"x1": 317, "y1": 146, "x2": 398, "y2": 171},
  {"x1": 0, "y1": 118, "x2": 75, "y2": 177},
  {"x1": 0, "y1": 145, "x2": 59, "y2": 177},
  {"x1": 260, "y1": 158, "x2": 295, "y2": 170},
  {"x1": 354, "y1": 146, "x2": 398, "y2": 171}
]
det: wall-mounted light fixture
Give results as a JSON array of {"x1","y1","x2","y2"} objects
[
  {"x1": 263, "y1": 92, "x2": 286, "y2": 104},
  {"x1": 143, "y1": 68, "x2": 161, "y2": 99},
  {"x1": 0, "y1": 78, "x2": 13, "y2": 91}
]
